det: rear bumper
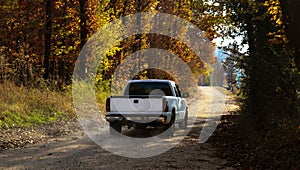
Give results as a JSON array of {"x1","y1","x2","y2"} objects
[{"x1": 105, "y1": 112, "x2": 172, "y2": 124}]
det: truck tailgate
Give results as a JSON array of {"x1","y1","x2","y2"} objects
[{"x1": 110, "y1": 96, "x2": 163, "y2": 112}]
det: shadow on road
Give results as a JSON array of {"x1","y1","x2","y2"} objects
[{"x1": 0, "y1": 114, "x2": 232, "y2": 170}]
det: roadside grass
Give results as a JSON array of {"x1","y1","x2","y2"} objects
[
  {"x1": 0, "y1": 81, "x2": 75, "y2": 129},
  {"x1": 213, "y1": 86, "x2": 238, "y2": 96},
  {"x1": 212, "y1": 86, "x2": 227, "y2": 95}
]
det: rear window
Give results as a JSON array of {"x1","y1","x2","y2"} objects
[{"x1": 124, "y1": 82, "x2": 173, "y2": 96}]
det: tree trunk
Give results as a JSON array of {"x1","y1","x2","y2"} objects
[
  {"x1": 280, "y1": 0, "x2": 300, "y2": 71},
  {"x1": 79, "y1": 0, "x2": 87, "y2": 79},
  {"x1": 44, "y1": 0, "x2": 52, "y2": 80}
]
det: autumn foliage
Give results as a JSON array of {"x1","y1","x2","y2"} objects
[{"x1": 0, "y1": 0, "x2": 299, "y2": 168}]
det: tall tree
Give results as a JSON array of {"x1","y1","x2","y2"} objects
[
  {"x1": 79, "y1": 0, "x2": 87, "y2": 79},
  {"x1": 44, "y1": 0, "x2": 53, "y2": 80},
  {"x1": 280, "y1": 0, "x2": 300, "y2": 71},
  {"x1": 207, "y1": 0, "x2": 299, "y2": 167}
]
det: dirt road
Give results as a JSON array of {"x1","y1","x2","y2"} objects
[{"x1": 0, "y1": 86, "x2": 237, "y2": 170}]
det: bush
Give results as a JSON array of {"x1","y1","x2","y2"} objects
[{"x1": 0, "y1": 81, "x2": 75, "y2": 129}]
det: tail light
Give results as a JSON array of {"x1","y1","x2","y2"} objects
[
  {"x1": 163, "y1": 98, "x2": 169, "y2": 112},
  {"x1": 106, "y1": 98, "x2": 110, "y2": 112}
]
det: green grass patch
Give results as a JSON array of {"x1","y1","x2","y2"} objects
[{"x1": 0, "y1": 81, "x2": 75, "y2": 129}]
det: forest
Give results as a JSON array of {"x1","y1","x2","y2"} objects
[{"x1": 0, "y1": 0, "x2": 299, "y2": 168}]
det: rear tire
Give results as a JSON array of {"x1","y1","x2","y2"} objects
[
  {"x1": 109, "y1": 122, "x2": 122, "y2": 135},
  {"x1": 179, "y1": 108, "x2": 188, "y2": 130},
  {"x1": 162, "y1": 114, "x2": 175, "y2": 138}
]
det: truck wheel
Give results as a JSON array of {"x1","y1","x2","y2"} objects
[
  {"x1": 109, "y1": 122, "x2": 122, "y2": 134},
  {"x1": 163, "y1": 114, "x2": 175, "y2": 138},
  {"x1": 179, "y1": 108, "x2": 188, "y2": 130}
]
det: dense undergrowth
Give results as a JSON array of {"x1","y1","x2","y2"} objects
[
  {"x1": 211, "y1": 113, "x2": 300, "y2": 169},
  {"x1": 0, "y1": 81, "x2": 75, "y2": 129},
  {"x1": 209, "y1": 90, "x2": 300, "y2": 169}
]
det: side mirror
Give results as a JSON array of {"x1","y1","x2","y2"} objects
[{"x1": 182, "y1": 92, "x2": 190, "y2": 98}]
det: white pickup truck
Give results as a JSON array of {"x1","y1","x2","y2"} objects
[{"x1": 105, "y1": 79, "x2": 189, "y2": 137}]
